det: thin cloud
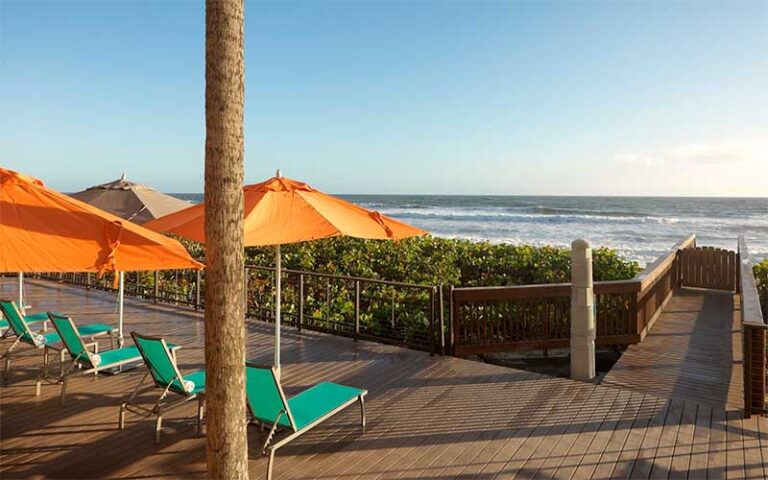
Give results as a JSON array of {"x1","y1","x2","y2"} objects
[{"x1": 616, "y1": 138, "x2": 765, "y2": 167}]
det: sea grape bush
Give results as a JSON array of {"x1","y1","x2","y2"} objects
[
  {"x1": 754, "y1": 260, "x2": 768, "y2": 318},
  {"x1": 180, "y1": 236, "x2": 641, "y2": 287}
]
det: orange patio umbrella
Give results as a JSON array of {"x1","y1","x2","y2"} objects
[
  {"x1": 0, "y1": 167, "x2": 203, "y2": 344},
  {"x1": 146, "y1": 171, "x2": 426, "y2": 375}
]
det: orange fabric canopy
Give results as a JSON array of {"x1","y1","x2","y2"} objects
[
  {"x1": 145, "y1": 174, "x2": 427, "y2": 245},
  {"x1": 0, "y1": 168, "x2": 203, "y2": 273}
]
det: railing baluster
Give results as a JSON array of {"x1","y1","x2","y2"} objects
[{"x1": 354, "y1": 280, "x2": 360, "y2": 342}]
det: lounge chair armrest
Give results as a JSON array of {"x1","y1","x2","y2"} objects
[{"x1": 84, "y1": 341, "x2": 99, "y2": 354}]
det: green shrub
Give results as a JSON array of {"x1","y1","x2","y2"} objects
[
  {"x1": 179, "y1": 235, "x2": 641, "y2": 287},
  {"x1": 754, "y1": 260, "x2": 768, "y2": 318}
]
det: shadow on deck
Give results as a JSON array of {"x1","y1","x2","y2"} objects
[{"x1": 1, "y1": 280, "x2": 766, "y2": 479}]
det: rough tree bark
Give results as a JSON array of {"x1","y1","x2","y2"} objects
[{"x1": 204, "y1": 0, "x2": 248, "y2": 478}]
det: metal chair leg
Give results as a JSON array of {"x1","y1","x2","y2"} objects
[
  {"x1": 266, "y1": 449, "x2": 275, "y2": 480},
  {"x1": 359, "y1": 395, "x2": 366, "y2": 431},
  {"x1": 155, "y1": 414, "x2": 164, "y2": 444},
  {"x1": 59, "y1": 350, "x2": 66, "y2": 377},
  {"x1": 1, "y1": 337, "x2": 21, "y2": 373},
  {"x1": 118, "y1": 403, "x2": 126, "y2": 429},
  {"x1": 197, "y1": 397, "x2": 205, "y2": 436},
  {"x1": 59, "y1": 375, "x2": 69, "y2": 406},
  {"x1": 42, "y1": 346, "x2": 49, "y2": 379}
]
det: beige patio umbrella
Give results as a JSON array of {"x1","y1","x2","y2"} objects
[{"x1": 70, "y1": 173, "x2": 191, "y2": 224}]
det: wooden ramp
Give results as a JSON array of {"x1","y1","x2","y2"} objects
[
  {"x1": 2, "y1": 280, "x2": 767, "y2": 479},
  {"x1": 602, "y1": 288, "x2": 744, "y2": 411}
]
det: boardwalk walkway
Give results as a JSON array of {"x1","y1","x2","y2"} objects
[
  {"x1": 1, "y1": 280, "x2": 767, "y2": 479},
  {"x1": 602, "y1": 288, "x2": 744, "y2": 411}
]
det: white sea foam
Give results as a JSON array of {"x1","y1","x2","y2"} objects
[{"x1": 345, "y1": 195, "x2": 768, "y2": 263}]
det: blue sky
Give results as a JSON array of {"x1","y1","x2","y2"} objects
[{"x1": 1, "y1": 0, "x2": 766, "y2": 195}]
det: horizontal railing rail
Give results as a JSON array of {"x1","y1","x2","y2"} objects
[
  {"x1": 450, "y1": 234, "x2": 698, "y2": 355},
  {"x1": 35, "y1": 264, "x2": 443, "y2": 355},
  {"x1": 738, "y1": 235, "x2": 767, "y2": 417}
]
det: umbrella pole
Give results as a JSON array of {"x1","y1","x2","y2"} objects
[
  {"x1": 18, "y1": 272, "x2": 24, "y2": 311},
  {"x1": 118, "y1": 271, "x2": 125, "y2": 347},
  {"x1": 275, "y1": 244, "x2": 281, "y2": 380}
]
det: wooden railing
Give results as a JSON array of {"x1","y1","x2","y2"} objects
[
  {"x1": 450, "y1": 235, "x2": 697, "y2": 356},
  {"x1": 738, "y1": 235, "x2": 767, "y2": 417}
]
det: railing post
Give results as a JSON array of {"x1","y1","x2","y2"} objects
[
  {"x1": 298, "y1": 274, "x2": 304, "y2": 332},
  {"x1": 450, "y1": 286, "x2": 457, "y2": 355},
  {"x1": 428, "y1": 287, "x2": 436, "y2": 356},
  {"x1": 195, "y1": 269, "x2": 202, "y2": 310},
  {"x1": 244, "y1": 267, "x2": 249, "y2": 317},
  {"x1": 570, "y1": 238, "x2": 596, "y2": 382},
  {"x1": 153, "y1": 271, "x2": 159, "y2": 303},
  {"x1": 630, "y1": 293, "x2": 639, "y2": 338},
  {"x1": 354, "y1": 280, "x2": 360, "y2": 341},
  {"x1": 438, "y1": 285, "x2": 445, "y2": 355},
  {"x1": 326, "y1": 277, "x2": 331, "y2": 324}
]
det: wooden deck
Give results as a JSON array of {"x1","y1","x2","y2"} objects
[
  {"x1": 602, "y1": 288, "x2": 744, "y2": 411},
  {"x1": 2, "y1": 280, "x2": 767, "y2": 479}
]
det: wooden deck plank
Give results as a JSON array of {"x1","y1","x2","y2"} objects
[
  {"x1": 757, "y1": 414, "x2": 768, "y2": 479},
  {"x1": 667, "y1": 400, "x2": 697, "y2": 479},
  {"x1": 726, "y1": 410, "x2": 746, "y2": 479},
  {"x1": 648, "y1": 398, "x2": 685, "y2": 479},
  {"x1": 628, "y1": 397, "x2": 671, "y2": 479},
  {"x1": 741, "y1": 415, "x2": 763, "y2": 479},
  {"x1": 687, "y1": 403, "x2": 712, "y2": 478},
  {"x1": 707, "y1": 405, "x2": 728, "y2": 478}
]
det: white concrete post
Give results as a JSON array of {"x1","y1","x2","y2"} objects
[{"x1": 570, "y1": 239, "x2": 596, "y2": 381}]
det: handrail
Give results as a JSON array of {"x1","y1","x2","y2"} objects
[
  {"x1": 635, "y1": 234, "x2": 696, "y2": 291},
  {"x1": 738, "y1": 235, "x2": 765, "y2": 327}
]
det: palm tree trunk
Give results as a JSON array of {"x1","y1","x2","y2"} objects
[{"x1": 204, "y1": 0, "x2": 247, "y2": 478}]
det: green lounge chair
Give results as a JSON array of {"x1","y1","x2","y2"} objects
[
  {"x1": 45, "y1": 313, "x2": 145, "y2": 404},
  {"x1": 245, "y1": 363, "x2": 367, "y2": 480},
  {"x1": 119, "y1": 332, "x2": 203, "y2": 443},
  {"x1": 0, "y1": 305, "x2": 51, "y2": 338},
  {"x1": 0, "y1": 300, "x2": 114, "y2": 375}
]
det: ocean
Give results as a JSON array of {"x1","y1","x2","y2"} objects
[{"x1": 173, "y1": 194, "x2": 768, "y2": 266}]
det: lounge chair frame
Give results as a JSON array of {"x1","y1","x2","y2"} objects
[
  {"x1": 119, "y1": 332, "x2": 202, "y2": 443},
  {"x1": 43, "y1": 313, "x2": 141, "y2": 404},
  {"x1": 246, "y1": 362, "x2": 366, "y2": 480}
]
